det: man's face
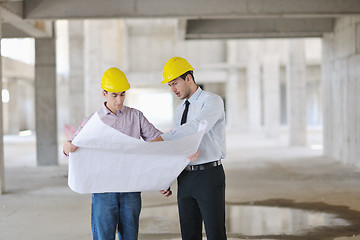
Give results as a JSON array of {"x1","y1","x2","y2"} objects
[
  {"x1": 103, "y1": 90, "x2": 126, "y2": 114},
  {"x1": 167, "y1": 77, "x2": 191, "y2": 100}
]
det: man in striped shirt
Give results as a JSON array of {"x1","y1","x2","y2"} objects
[{"x1": 63, "y1": 67, "x2": 162, "y2": 240}]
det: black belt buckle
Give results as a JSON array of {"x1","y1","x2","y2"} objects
[{"x1": 185, "y1": 160, "x2": 221, "y2": 171}]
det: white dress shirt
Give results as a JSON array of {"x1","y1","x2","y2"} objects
[{"x1": 161, "y1": 87, "x2": 226, "y2": 165}]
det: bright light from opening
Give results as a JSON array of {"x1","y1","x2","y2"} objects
[
  {"x1": 18, "y1": 130, "x2": 32, "y2": 137},
  {"x1": 1, "y1": 38, "x2": 35, "y2": 65},
  {"x1": 2, "y1": 89, "x2": 9, "y2": 103},
  {"x1": 310, "y1": 144, "x2": 323, "y2": 150},
  {"x1": 137, "y1": 93, "x2": 173, "y2": 122},
  {"x1": 125, "y1": 89, "x2": 173, "y2": 129}
]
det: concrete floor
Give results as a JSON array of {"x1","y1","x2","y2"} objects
[{"x1": 1, "y1": 130, "x2": 360, "y2": 240}]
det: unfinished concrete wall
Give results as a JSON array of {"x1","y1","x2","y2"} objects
[
  {"x1": 126, "y1": 19, "x2": 226, "y2": 74},
  {"x1": 61, "y1": 19, "x2": 322, "y2": 142},
  {"x1": 322, "y1": 16, "x2": 360, "y2": 167}
]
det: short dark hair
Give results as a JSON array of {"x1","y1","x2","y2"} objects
[{"x1": 179, "y1": 71, "x2": 195, "y2": 83}]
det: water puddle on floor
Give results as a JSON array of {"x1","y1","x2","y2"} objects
[
  {"x1": 139, "y1": 199, "x2": 360, "y2": 239},
  {"x1": 226, "y1": 204, "x2": 348, "y2": 237}
]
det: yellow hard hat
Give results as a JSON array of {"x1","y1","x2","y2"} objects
[
  {"x1": 162, "y1": 57, "x2": 194, "y2": 84},
  {"x1": 100, "y1": 67, "x2": 130, "y2": 92}
]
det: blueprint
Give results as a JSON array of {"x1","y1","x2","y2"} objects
[{"x1": 68, "y1": 112, "x2": 206, "y2": 194}]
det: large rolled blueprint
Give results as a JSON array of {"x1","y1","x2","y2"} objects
[{"x1": 68, "y1": 112, "x2": 206, "y2": 194}]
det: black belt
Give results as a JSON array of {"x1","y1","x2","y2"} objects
[{"x1": 185, "y1": 160, "x2": 222, "y2": 171}]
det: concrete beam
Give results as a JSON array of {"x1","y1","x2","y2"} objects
[
  {"x1": 186, "y1": 18, "x2": 335, "y2": 39},
  {"x1": 24, "y1": 0, "x2": 360, "y2": 19},
  {"x1": 0, "y1": 3, "x2": 53, "y2": 38},
  {"x1": 2, "y1": 57, "x2": 34, "y2": 80},
  {"x1": 127, "y1": 69, "x2": 227, "y2": 86}
]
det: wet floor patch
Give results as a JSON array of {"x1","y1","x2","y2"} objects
[{"x1": 139, "y1": 199, "x2": 360, "y2": 240}]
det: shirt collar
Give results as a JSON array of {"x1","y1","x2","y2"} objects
[
  {"x1": 101, "y1": 102, "x2": 125, "y2": 116},
  {"x1": 184, "y1": 87, "x2": 202, "y2": 106}
]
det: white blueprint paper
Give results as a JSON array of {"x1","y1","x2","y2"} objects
[{"x1": 68, "y1": 112, "x2": 206, "y2": 194}]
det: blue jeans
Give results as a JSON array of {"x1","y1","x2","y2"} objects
[{"x1": 91, "y1": 192, "x2": 141, "y2": 240}]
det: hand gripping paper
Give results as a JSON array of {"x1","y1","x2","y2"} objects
[{"x1": 68, "y1": 112, "x2": 207, "y2": 194}]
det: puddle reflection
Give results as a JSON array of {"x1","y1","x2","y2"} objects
[
  {"x1": 226, "y1": 205, "x2": 349, "y2": 235},
  {"x1": 140, "y1": 203, "x2": 352, "y2": 238}
]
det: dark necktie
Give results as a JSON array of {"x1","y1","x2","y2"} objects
[{"x1": 181, "y1": 100, "x2": 190, "y2": 125}]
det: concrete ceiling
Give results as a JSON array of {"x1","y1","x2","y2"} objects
[
  {"x1": 1, "y1": 0, "x2": 360, "y2": 39},
  {"x1": 0, "y1": 1, "x2": 52, "y2": 38},
  {"x1": 185, "y1": 18, "x2": 335, "y2": 39}
]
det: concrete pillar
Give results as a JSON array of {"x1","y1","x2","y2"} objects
[
  {"x1": 119, "y1": 20, "x2": 129, "y2": 71},
  {"x1": 7, "y1": 78, "x2": 20, "y2": 134},
  {"x1": 19, "y1": 79, "x2": 35, "y2": 131},
  {"x1": 225, "y1": 40, "x2": 242, "y2": 130},
  {"x1": 35, "y1": 38, "x2": 58, "y2": 166},
  {"x1": 69, "y1": 20, "x2": 85, "y2": 127},
  {"x1": 322, "y1": 16, "x2": 360, "y2": 167},
  {"x1": 263, "y1": 55, "x2": 280, "y2": 138},
  {"x1": 286, "y1": 39, "x2": 307, "y2": 146},
  {"x1": 2, "y1": 79, "x2": 9, "y2": 135},
  {"x1": 226, "y1": 68, "x2": 241, "y2": 129},
  {"x1": 0, "y1": 19, "x2": 5, "y2": 194},
  {"x1": 322, "y1": 33, "x2": 335, "y2": 159},
  {"x1": 84, "y1": 20, "x2": 120, "y2": 115},
  {"x1": 247, "y1": 58, "x2": 262, "y2": 132}
]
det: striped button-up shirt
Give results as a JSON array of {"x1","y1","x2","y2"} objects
[{"x1": 73, "y1": 103, "x2": 162, "y2": 142}]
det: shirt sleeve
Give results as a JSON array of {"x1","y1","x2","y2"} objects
[
  {"x1": 161, "y1": 95, "x2": 224, "y2": 141},
  {"x1": 139, "y1": 111, "x2": 163, "y2": 142}
]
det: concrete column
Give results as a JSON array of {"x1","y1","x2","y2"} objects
[
  {"x1": 0, "y1": 18, "x2": 5, "y2": 194},
  {"x1": 35, "y1": 38, "x2": 58, "y2": 166},
  {"x1": 322, "y1": 33, "x2": 335, "y2": 159},
  {"x1": 286, "y1": 40, "x2": 307, "y2": 145},
  {"x1": 225, "y1": 40, "x2": 242, "y2": 130},
  {"x1": 7, "y1": 78, "x2": 20, "y2": 134},
  {"x1": 19, "y1": 80, "x2": 35, "y2": 131},
  {"x1": 226, "y1": 68, "x2": 241, "y2": 129},
  {"x1": 247, "y1": 58, "x2": 262, "y2": 132},
  {"x1": 84, "y1": 20, "x2": 120, "y2": 115},
  {"x1": 322, "y1": 16, "x2": 360, "y2": 167},
  {"x1": 263, "y1": 55, "x2": 280, "y2": 138},
  {"x1": 2, "y1": 80, "x2": 9, "y2": 135},
  {"x1": 69, "y1": 20, "x2": 85, "y2": 127},
  {"x1": 119, "y1": 20, "x2": 129, "y2": 71}
]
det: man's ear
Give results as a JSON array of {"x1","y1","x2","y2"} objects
[
  {"x1": 185, "y1": 74, "x2": 193, "y2": 83},
  {"x1": 102, "y1": 90, "x2": 107, "y2": 97}
]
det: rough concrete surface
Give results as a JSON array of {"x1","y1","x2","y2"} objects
[{"x1": 1, "y1": 130, "x2": 360, "y2": 240}]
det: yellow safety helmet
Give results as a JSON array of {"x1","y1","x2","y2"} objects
[
  {"x1": 100, "y1": 67, "x2": 130, "y2": 92},
  {"x1": 162, "y1": 57, "x2": 194, "y2": 84}
]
